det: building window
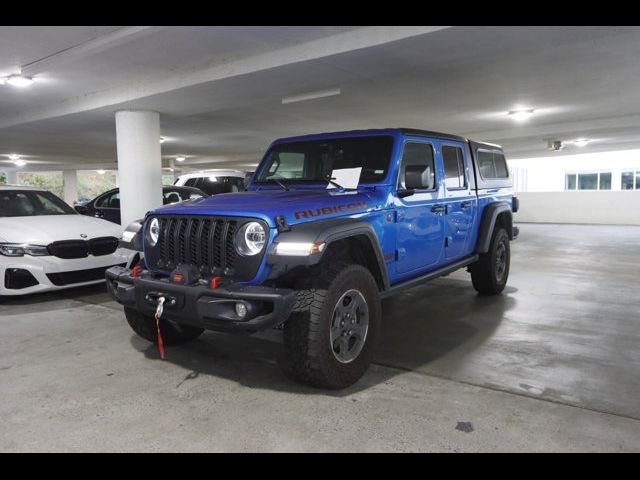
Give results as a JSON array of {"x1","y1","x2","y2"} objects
[
  {"x1": 621, "y1": 170, "x2": 640, "y2": 190},
  {"x1": 565, "y1": 172, "x2": 612, "y2": 191}
]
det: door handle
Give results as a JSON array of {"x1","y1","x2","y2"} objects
[
  {"x1": 460, "y1": 201, "x2": 473, "y2": 209},
  {"x1": 431, "y1": 205, "x2": 445, "y2": 213},
  {"x1": 95, "y1": 211, "x2": 104, "y2": 218}
]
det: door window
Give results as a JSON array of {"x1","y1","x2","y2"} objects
[
  {"x1": 442, "y1": 145, "x2": 466, "y2": 190},
  {"x1": 398, "y1": 142, "x2": 436, "y2": 190}
]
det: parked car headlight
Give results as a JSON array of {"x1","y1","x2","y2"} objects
[
  {"x1": 0, "y1": 244, "x2": 49, "y2": 257},
  {"x1": 147, "y1": 218, "x2": 160, "y2": 247},
  {"x1": 235, "y1": 222, "x2": 266, "y2": 256}
]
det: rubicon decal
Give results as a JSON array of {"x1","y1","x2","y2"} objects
[{"x1": 294, "y1": 202, "x2": 368, "y2": 219}]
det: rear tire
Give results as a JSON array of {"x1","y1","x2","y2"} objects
[
  {"x1": 282, "y1": 263, "x2": 381, "y2": 389},
  {"x1": 124, "y1": 306, "x2": 204, "y2": 345},
  {"x1": 471, "y1": 227, "x2": 510, "y2": 294}
]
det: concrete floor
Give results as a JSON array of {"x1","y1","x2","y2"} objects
[{"x1": 1, "y1": 223, "x2": 639, "y2": 452}]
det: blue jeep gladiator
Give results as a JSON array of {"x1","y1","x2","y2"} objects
[{"x1": 107, "y1": 128, "x2": 519, "y2": 389}]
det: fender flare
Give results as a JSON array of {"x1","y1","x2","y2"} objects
[
  {"x1": 267, "y1": 217, "x2": 390, "y2": 290},
  {"x1": 475, "y1": 202, "x2": 513, "y2": 254}
]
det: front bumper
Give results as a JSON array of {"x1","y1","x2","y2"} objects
[
  {"x1": 105, "y1": 266, "x2": 296, "y2": 333},
  {"x1": 0, "y1": 248, "x2": 136, "y2": 296}
]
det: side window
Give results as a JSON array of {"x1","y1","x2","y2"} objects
[
  {"x1": 494, "y1": 153, "x2": 508, "y2": 178},
  {"x1": 478, "y1": 150, "x2": 509, "y2": 179},
  {"x1": 96, "y1": 192, "x2": 117, "y2": 208},
  {"x1": 478, "y1": 151, "x2": 497, "y2": 178},
  {"x1": 184, "y1": 178, "x2": 199, "y2": 188},
  {"x1": 442, "y1": 145, "x2": 466, "y2": 190},
  {"x1": 398, "y1": 142, "x2": 436, "y2": 190}
]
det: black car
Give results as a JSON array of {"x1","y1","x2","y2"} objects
[{"x1": 75, "y1": 185, "x2": 207, "y2": 224}]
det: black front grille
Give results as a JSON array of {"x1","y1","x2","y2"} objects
[
  {"x1": 89, "y1": 237, "x2": 119, "y2": 256},
  {"x1": 47, "y1": 237, "x2": 119, "y2": 259},
  {"x1": 47, "y1": 240, "x2": 88, "y2": 259},
  {"x1": 46, "y1": 263, "x2": 126, "y2": 286},
  {"x1": 155, "y1": 216, "x2": 238, "y2": 274},
  {"x1": 145, "y1": 215, "x2": 265, "y2": 280}
]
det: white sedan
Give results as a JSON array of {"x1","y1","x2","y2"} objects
[{"x1": 0, "y1": 186, "x2": 137, "y2": 296}]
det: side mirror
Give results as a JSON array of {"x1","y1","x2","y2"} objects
[
  {"x1": 75, "y1": 205, "x2": 88, "y2": 214},
  {"x1": 405, "y1": 164, "x2": 434, "y2": 190}
]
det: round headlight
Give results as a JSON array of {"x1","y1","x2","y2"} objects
[
  {"x1": 235, "y1": 221, "x2": 266, "y2": 256},
  {"x1": 148, "y1": 218, "x2": 160, "y2": 247}
]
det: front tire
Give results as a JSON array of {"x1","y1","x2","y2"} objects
[
  {"x1": 471, "y1": 227, "x2": 510, "y2": 294},
  {"x1": 283, "y1": 264, "x2": 381, "y2": 389},
  {"x1": 124, "y1": 306, "x2": 204, "y2": 345}
]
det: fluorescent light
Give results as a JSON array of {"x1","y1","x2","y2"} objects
[
  {"x1": 5, "y1": 74, "x2": 34, "y2": 87},
  {"x1": 282, "y1": 88, "x2": 341, "y2": 105},
  {"x1": 508, "y1": 109, "x2": 535, "y2": 122},
  {"x1": 176, "y1": 156, "x2": 185, "y2": 162},
  {"x1": 97, "y1": 169, "x2": 106, "y2": 174},
  {"x1": 572, "y1": 138, "x2": 591, "y2": 147},
  {"x1": 159, "y1": 137, "x2": 166, "y2": 143},
  {"x1": 13, "y1": 160, "x2": 26, "y2": 167},
  {"x1": 8, "y1": 154, "x2": 20, "y2": 161}
]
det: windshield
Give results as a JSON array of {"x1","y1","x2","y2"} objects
[
  {"x1": 254, "y1": 136, "x2": 394, "y2": 185},
  {"x1": 0, "y1": 190, "x2": 76, "y2": 217}
]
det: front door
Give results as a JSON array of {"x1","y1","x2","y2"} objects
[{"x1": 394, "y1": 140, "x2": 445, "y2": 275}]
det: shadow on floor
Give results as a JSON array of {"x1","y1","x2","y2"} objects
[
  {"x1": 132, "y1": 276, "x2": 517, "y2": 394},
  {"x1": 0, "y1": 283, "x2": 114, "y2": 314}
]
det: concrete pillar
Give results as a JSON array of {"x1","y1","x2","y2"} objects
[
  {"x1": 63, "y1": 170, "x2": 78, "y2": 205},
  {"x1": 115, "y1": 110, "x2": 162, "y2": 227},
  {"x1": 4, "y1": 170, "x2": 18, "y2": 185}
]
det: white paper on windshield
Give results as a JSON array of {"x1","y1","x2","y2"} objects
[{"x1": 327, "y1": 167, "x2": 361, "y2": 190}]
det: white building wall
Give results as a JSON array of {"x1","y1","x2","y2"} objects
[{"x1": 508, "y1": 149, "x2": 640, "y2": 192}]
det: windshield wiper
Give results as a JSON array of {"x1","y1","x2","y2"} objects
[
  {"x1": 320, "y1": 176, "x2": 358, "y2": 191},
  {"x1": 263, "y1": 178, "x2": 289, "y2": 191}
]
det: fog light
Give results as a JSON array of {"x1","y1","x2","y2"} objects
[{"x1": 235, "y1": 302, "x2": 247, "y2": 318}]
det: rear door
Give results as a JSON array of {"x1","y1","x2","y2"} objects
[{"x1": 441, "y1": 143, "x2": 476, "y2": 259}]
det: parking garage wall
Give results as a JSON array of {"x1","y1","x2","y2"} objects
[{"x1": 515, "y1": 191, "x2": 640, "y2": 225}]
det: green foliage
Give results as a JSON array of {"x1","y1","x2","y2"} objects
[
  {"x1": 0, "y1": 171, "x2": 6, "y2": 184},
  {"x1": 18, "y1": 172, "x2": 64, "y2": 197},
  {"x1": 77, "y1": 171, "x2": 117, "y2": 201}
]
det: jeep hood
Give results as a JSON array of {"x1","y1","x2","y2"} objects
[{"x1": 151, "y1": 189, "x2": 390, "y2": 227}]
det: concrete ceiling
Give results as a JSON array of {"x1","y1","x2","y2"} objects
[{"x1": 1, "y1": 25, "x2": 640, "y2": 172}]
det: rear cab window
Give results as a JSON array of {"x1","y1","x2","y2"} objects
[{"x1": 477, "y1": 150, "x2": 509, "y2": 179}]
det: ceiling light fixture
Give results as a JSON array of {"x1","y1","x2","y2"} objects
[
  {"x1": 5, "y1": 74, "x2": 34, "y2": 88},
  {"x1": 572, "y1": 138, "x2": 591, "y2": 147},
  {"x1": 160, "y1": 137, "x2": 166, "y2": 143},
  {"x1": 13, "y1": 159, "x2": 27, "y2": 167},
  {"x1": 282, "y1": 88, "x2": 341, "y2": 105},
  {"x1": 8, "y1": 154, "x2": 20, "y2": 161},
  {"x1": 175, "y1": 156, "x2": 186, "y2": 162},
  {"x1": 508, "y1": 108, "x2": 535, "y2": 122}
]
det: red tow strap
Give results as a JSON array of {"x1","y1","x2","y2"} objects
[{"x1": 155, "y1": 311, "x2": 165, "y2": 360}]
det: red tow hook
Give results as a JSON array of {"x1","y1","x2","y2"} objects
[
  {"x1": 130, "y1": 265, "x2": 143, "y2": 278},
  {"x1": 209, "y1": 276, "x2": 222, "y2": 289}
]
